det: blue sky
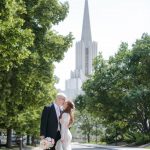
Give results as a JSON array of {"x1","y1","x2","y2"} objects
[{"x1": 54, "y1": 0, "x2": 150, "y2": 90}]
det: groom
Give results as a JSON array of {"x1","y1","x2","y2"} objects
[{"x1": 40, "y1": 93, "x2": 66, "y2": 150}]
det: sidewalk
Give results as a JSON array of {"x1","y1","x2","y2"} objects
[
  {"x1": 139, "y1": 143, "x2": 150, "y2": 148},
  {"x1": 0, "y1": 146, "x2": 41, "y2": 150},
  {"x1": 73, "y1": 143, "x2": 148, "y2": 149},
  {"x1": 24, "y1": 146, "x2": 41, "y2": 150}
]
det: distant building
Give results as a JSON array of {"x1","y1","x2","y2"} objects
[{"x1": 64, "y1": 0, "x2": 98, "y2": 100}]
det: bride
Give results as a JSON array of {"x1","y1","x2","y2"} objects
[{"x1": 56, "y1": 100, "x2": 75, "y2": 150}]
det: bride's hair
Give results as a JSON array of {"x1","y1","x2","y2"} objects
[{"x1": 60, "y1": 100, "x2": 75, "y2": 126}]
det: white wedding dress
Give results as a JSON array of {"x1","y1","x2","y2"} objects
[{"x1": 55, "y1": 113, "x2": 72, "y2": 150}]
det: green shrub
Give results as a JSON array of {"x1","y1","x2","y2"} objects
[{"x1": 134, "y1": 133, "x2": 150, "y2": 145}]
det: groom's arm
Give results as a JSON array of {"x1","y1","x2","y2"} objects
[{"x1": 40, "y1": 106, "x2": 50, "y2": 137}]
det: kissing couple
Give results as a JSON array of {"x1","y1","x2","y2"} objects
[{"x1": 40, "y1": 93, "x2": 75, "y2": 150}]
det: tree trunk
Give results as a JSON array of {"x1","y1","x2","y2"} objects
[
  {"x1": 87, "y1": 133, "x2": 90, "y2": 143},
  {"x1": 31, "y1": 135, "x2": 36, "y2": 146},
  {"x1": 27, "y1": 135, "x2": 30, "y2": 145},
  {"x1": 95, "y1": 122, "x2": 98, "y2": 144},
  {"x1": 84, "y1": 134, "x2": 87, "y2": 143},
  {"x1": 143, "y1": 118, "x2": 149, "y2": 133},
  {"x1": 115, "y1": 128, "x2": 118, "y2": 146},
  {"x1": 6, "y1": 128, "x2": 12, "y2": 148},
  {"x1": 0, "y1": 131, "x2": 1, "y2": 146}
]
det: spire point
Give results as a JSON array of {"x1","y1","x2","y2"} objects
[{"x1": 81, "y1": 0, "x2": 92, "y2": 41}]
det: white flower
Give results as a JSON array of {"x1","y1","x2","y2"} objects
[{"x1": 40, "y1": 137, "x2": 55, "y2": 149}]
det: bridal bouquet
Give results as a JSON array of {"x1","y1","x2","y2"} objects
[{"x1": 40, "y1": 137, "x2": 55, "y2": 149}]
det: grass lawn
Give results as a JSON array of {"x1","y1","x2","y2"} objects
[{"x1": 145, "y1": 146, "x2": 150, "y2": 149}]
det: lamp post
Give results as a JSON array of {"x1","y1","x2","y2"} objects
[{"x1": 19, "y1": 137, "x2": 22, "y2": 150}]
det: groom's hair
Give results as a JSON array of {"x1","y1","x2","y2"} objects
[{"x1": 56, "y1": 92, "x2": 67, "y2": 100}]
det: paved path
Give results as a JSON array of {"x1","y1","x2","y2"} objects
[
  {"x1": 72, "y1": 143, "x2": 146, "y2": 150},
  {"x1": 31, "y1": 143, "x2": 147, "y2": 150}
]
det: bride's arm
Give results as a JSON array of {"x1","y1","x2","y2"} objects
[{"x1": 61, "y1": 113, "x2": 70, "y2": 141}]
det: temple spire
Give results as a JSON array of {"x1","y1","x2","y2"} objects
[{"x1": 81, "y1": 0, "x2": 92, "y2": 41}]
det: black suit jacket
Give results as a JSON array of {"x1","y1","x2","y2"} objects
[{"x1": 40, "y1": 103, "x2": 59, "y2": 139}]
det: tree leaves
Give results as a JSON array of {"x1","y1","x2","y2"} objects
[
  {"x1": 0, "y1": 0, "x2": 73, "y2": 139},
  {"x1": 0, "y1": 0, "x2": 34, "y2": 71},
  {"x1": 76, "y1": 33, "x2": 150, "y2": 143}
]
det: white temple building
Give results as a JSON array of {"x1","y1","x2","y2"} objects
[{"x1": 64, "y1": 0, "x2": 98, "y2": 100}]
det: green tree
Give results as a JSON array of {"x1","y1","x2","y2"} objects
[
  {"x1": 0, "y1": 0, "x2": 73, "y2": 147},
  {"x1": 75, "y1": 95, "x2": 103, "y2": 143},
  {"x1": 121, "y1": 33, "x2": 150, "y2": 137},
  {"x1": 0, "y1": 0, "x2": 34, "y2": 71},
  {"x1": 0, "y1": 0, "x2": 34, "y2": 147},
  {"x1": 80, "y1": 34, "x2": 150, "y2": 144}
]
